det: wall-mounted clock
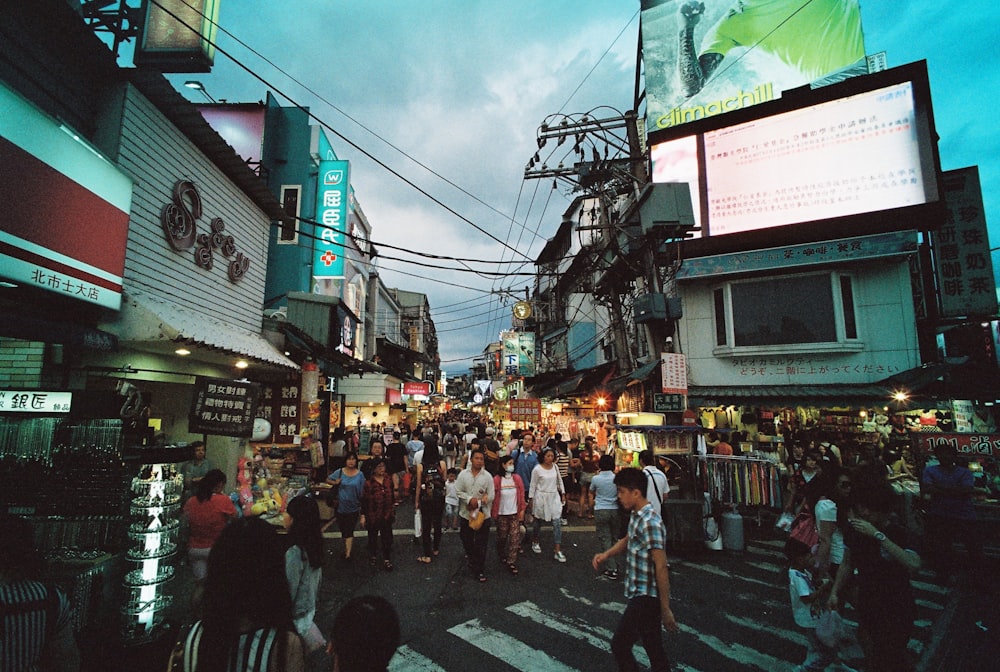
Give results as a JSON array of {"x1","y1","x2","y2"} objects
[{"x1": 512, "y1": 301, "x2": 532, "y2": 320}]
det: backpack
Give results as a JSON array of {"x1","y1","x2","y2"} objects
[
  {"x1": 443, "y1": 433, "x2": 457, "y2": 454},
  {"x1": 421, "y1": 464, "x2": 446, "y2": 500}
]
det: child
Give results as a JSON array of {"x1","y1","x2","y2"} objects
[
  {"x1": 786, "y1": 538, "x2": 856, "y2": 672},
  {"x1": 444, "y1": 468, "x2": 460, "y2": 531}
]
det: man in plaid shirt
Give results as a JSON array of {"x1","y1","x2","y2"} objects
[{"x1": 592, "y1": 468, "x2": 678, "y2": 672}]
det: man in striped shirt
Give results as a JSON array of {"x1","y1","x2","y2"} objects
[
  {"x1": 1, "y1": 515, "x2": 77, "y2": 672},
  {"x1": 592, "y1": 468, "x2": 678, "y2": 672}
]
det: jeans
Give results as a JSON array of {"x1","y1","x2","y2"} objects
[
  {"x1": 594, "y1": 508, "x2": 620, "y2": 572},
  {"x1": 533, "y1": 515, "x2": 562, "y2": 547},
  {"x1": 611, "y1": 596, "x2": 670, "y2": 672}
]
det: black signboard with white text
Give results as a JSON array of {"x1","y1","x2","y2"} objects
[{"x1": 189, "y1": 377, "x2": 261, "y2": 437}]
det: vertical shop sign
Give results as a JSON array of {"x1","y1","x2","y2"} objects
[
  {"x1": 933, "y1": 167, "x2": 998, "y2": 318},
  {"x1": 518, "y1": 332, "x2": 536, "y2": 376},
  {"x1": 313, "y1": 143, "x2": 349, "y2": 284},
  {"x1": 189, "y1": 377, "x2": 261, "y2": 437}
]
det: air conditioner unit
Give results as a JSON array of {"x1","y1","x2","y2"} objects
[{"x1": 638, "y1": 183, "x2": 696, "y2": 237}]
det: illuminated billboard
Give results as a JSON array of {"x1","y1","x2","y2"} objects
[
  {"x1": 640, "y1": 0, "x2": 865, "y2": 132},
  {"x1": 650, "y1": 62, "x2": 941, "y2": 239},
  {"x1": 0, "y1": 81, "x2": 133, "y2": 310},
  {"x1": 312, "y1": 132, "x2": 349, "y2": 284}
]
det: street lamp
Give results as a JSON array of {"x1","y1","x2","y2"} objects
[{"x1": 184, "y1": 80, "x2": 216, "y2": 103}]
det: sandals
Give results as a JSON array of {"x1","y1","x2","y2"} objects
[
  {"x1": 417, "y1": 556, "x2": 432, "y2": 564},
  {"x1": 383, "y1": 560, "x2": 394, "y2": 572},
  {"x1": 508, "y1": 564, "x2": 518, "y2": 576},
  {"x1": 477, "y1": 573, "x2": 488, "y2": 583}
]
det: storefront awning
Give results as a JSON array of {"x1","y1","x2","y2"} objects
[
  {"x1": 107, "y1": 288, "x2": 298, "y2": 370},
  {"x1": 687, "y1": 383, "x2": 895, "y2": 407},
  {"x1": 607, "y1": 359, "x2": 662, "y2": 398}
]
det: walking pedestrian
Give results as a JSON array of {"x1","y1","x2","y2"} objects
[
  {"x1": 415, "y1": 438, "x2": 447, "y2": 564},
  {"x1": 456, "y1": 448, "x2": 495, "y2": 582},
  {"x1": 361, "y1": 457, "x2": 396, "y2": 571},
  {"x1": 592, "y1": 454, "x2": 622, "y2": 580},
  {"x1": 529, "y1": 447, "x2": 567, "y2": 562},
  {"x1": 829, "y1": 476, "x2": 921, "y2": 672},
  {"x1": 327, "y1": 452, "x2": 365, "y2": 560},
  {"x1": 492, "y1": 454, "x2": 526, "y2": 575},
  {"x1": 592, "y1": 467, "x2": 678, "y2": 672}
]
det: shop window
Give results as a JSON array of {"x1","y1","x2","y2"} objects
[
  {"x1": 279, "y1": 185, "x2": 301, "y2": 243},
  {"x1": 712, "y1": 272, "x2": 860, "y2": 354}
]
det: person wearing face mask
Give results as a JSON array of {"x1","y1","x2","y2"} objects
[{"x1": 492, "y1": 455, "x2": 526, "y2": 575}]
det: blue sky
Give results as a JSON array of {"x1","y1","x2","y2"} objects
[{"x1": 163, "y1": 1, "x2": 1000, "y2": 374}]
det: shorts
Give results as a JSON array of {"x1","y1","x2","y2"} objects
[
  {"x1": 336, "y1": 511, "x2": 361, "y2": 538},
  {"x1": 580, "y1": 472, "x2": 595, "y2": 488},
  {"x1": 188, "y1": 547, "x2": 211, "y2": 581}
]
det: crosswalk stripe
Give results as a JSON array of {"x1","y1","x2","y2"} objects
[
  {"x1": 506, "y1": 601, "x2": 653, "y2": 669},
  {"x1": 448, "y1": 619, "x2": 580, "y2": 672},
  {"x1": 676, "y1": 622, "x2": 796, "y2": 671},
  {"x1": 915, "y1": 599, "x2": 944, "y2": 611},
  {"x1": 388, "y1": 645, "x2": 446, "y2": 672},
  {"x1": 684, "y1": 561, "x2": 783, "y2": 590},
  {"x1": 746, "y1": 545, "x2": 786, "y2": 559},
  {"x1": 911, "y1": 579, "x2": 949, "y2": 595},
  {"x1": 747, "y1": 560, "x2": 782, "y2": 573},
  {"x1": 723, "y1": 614, "x2": 808, "y2": 647}
]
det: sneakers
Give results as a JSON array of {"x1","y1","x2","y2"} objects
[
  {"x1": 531, "y1": 543, "x2": 541, "y2": 554},
  {"x1": 603, "y1": 569, "x2": 619, "y2": 580},
  {"x1": 554, "y1": 551, "x2": 567, "y2": 563},
  {"x1": 559, "y1": 518, "x2": 568, "y2": 526}
]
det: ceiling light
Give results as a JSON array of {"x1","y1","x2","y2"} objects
[
  {"x1": 235, "y1": 360, "x2": 249, "y2": 369},
  {"x1": 175, "y1": 348, "x2": 191, "y2": 356}
]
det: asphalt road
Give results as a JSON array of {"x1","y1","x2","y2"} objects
[{"x1": 211, "y1": 507, "x2": 956, "y2": 672}]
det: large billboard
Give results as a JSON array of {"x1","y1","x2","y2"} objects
[
  {"x1": 650, "y1": 62, "x2": 942, "y2": 239},
  {"x1": 641, "y1": 0, "x2": 865, "y2": 133},
  {"x1": 0, "y1": 81, "x2": 133, "y2": 311}
]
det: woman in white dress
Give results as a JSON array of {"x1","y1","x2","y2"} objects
[{"x1": 529, "y1": 447, "x2": 567, "y2": 562}]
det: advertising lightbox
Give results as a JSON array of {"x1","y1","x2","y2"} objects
[
  {"x1": 0, "y1": 81, "x2": 133, "y2": 310},
  {"x1": 312, "y1": 132, "x2": 349, "y2": 284},
  {"x1": 650, "y1": 62, "x2": 941, "y2": 239}
]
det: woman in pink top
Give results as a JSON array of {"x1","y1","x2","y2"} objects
[
  {"x1": 492, "y1": 455, "x2": 526, "y2": 575},
  {"x1": 182, "y1": 468, "x2": 236, "y2": 610}
]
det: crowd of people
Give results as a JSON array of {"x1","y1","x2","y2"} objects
[
  {"x1": 4, "y1": 406, "x2": 991, "y2": 672},
  {"x1": 777, "y1": 428, "x2": 986, "y2": 672}
]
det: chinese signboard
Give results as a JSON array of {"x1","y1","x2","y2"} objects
[
  {"x1": 916, "y1": 433, "x2": 998, "y2": 459},
  {"x1": 508, "y1": 399, "x2": 541, "y2": 424},
  {"x1": 313, "y1": 132, "x2": 349, "y2": 283},
  {"x1": 255, "y1": 382, "x2": 300, "y2": 444},
  {"x1": 653, "y1": 393, "x2": 685, "y2": 413},
  {"x1": 660, "y1": 352, "x2": 688, "y2": 394},
  {"x1": 502, "y1": 331, "x2": 535, "y2": 376},
  {"x1": 189, "y1": 377, "x2": 261, "y2": 437},
  {"x1": 676, "y1": 230, "x2": 918, "y2": 280},
  {"x1": 0, "y1": 390, "x2": 72, "y2": 413},
  {"x1": 1, "y1": 81, "x2": 132, "y2": 311},
  {"x1": 933, "y1": 167, "x2": 998, "y2": 318}
]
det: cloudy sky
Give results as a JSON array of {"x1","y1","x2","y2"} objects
[{"x1": 162, "y1": 0, "x2": 1000, "y2": 375}]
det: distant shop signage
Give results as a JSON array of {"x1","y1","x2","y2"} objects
[
  {"x1": 403, "y1": 382, "x2": 431, "y2": 396},
  {"x1": 917, "y1": 433, "x2": 998, "y2": 458},
  {"x1": 509, "y1": 399, "x2": 541, "y2": 423},
  {"x1": 653, "y1": 393, "x2": 685, "y2": 413}
]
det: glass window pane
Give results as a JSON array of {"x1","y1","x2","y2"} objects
[{"x1": 732, "y1": 275, "x2": 835, "y2": 346}]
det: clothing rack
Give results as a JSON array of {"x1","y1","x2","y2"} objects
[{"x1": 690, "y1": 454, "x2": 783, "y2": 509}]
